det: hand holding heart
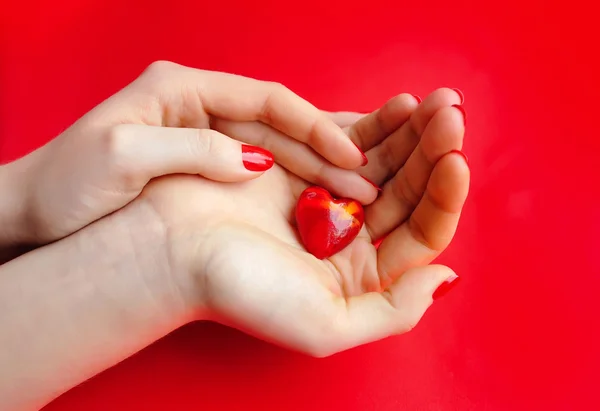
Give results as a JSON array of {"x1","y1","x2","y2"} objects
[
  {"x1": 1, "y1": 60, "x2": 468, "y2": 356},
  {"x1": 0, "y1": 63, "x2": 469, "y2": 409},
  {"x1": 133, "y1": 87, "x2": 468, "y2": 356}
]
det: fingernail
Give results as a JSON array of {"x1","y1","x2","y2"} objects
[
  {"x1": 413, "y1": 94, "x2": 422, "y2": 104},
  {"x1": 352, "y1": 141, "x2": 368, "y2": 166},
  {"x1": 452, "y1": 88, "x2": 465, "y2": 104},
  {"x1": 361, "y1": 176, "x2": 382, "y2": 191},
  {"x1": 242, "y1": 144, "x2": 274, "y2": 172},
  {"x1": 450, "y1": 149, "x2": 469, "y2": 164},
  {"x1": 433, "y1": 274, "x2": 460, "y2": 300},
  {"x1": 452, "y1": 104, "x2": 467, "y2": 127}
]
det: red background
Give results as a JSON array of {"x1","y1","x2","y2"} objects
[{"x1": 2, "y1": 0, "x2": 599, "y2": 409}]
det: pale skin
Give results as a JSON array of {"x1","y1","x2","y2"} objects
[{"x1": 0, "y1": 62, "x2": 468, "y2": 410}]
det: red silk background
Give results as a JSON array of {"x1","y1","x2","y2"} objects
[{"x1": 1, "y1": 0, "x2": 599, "y2": 409}]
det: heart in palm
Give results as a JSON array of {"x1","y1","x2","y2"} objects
[{"x1": 142, "y1": 163, "x2": 383, "y2": 305}]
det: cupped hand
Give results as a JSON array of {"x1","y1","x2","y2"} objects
[{"x1": 136, "y1": 88, "x2": 468, "y2": 356}]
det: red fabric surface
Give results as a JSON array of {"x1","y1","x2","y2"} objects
[{"x1": 1, "y1": 0, "x2": 599, "y2": 409}]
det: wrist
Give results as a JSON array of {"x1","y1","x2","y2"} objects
[
  {"x1": 106, "y1": 197, "x2": 204, "y2": 323},
  {"x1": 0, "y1": 198, "x2": 199, "y2": 409}
]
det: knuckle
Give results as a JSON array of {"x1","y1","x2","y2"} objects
[
  {"x1": 141, "y1": 60, "x2": 179, "y2": 80},
  {"x1": 103, "y1": 125, "x2": 139, "y2": 188},
  {"x1": 300, "y1": 335, "x2": 337, "y2": 358},
  {"x1": 136, "y1": 61, "x2": 184, "y2": 98},
  {"x1": 305, "y1": 311, "x2": 348, "y2": 358},
  {"x1": 311, "y1": 164, "x2": 330, "y2": 187},
  {"x1": 382, "y1": 292, "x2": 420, "y2": 334},
  {"x1": 394, "y1": 307, "x2": 422, "y2": 334},
  {"x1": 409, "y1": 212, "x2": 448, "y2": 252},
  {"x1": 407, "y1": 216, "x2": 435, "y2": 250},
  {"x1": 104, "y1": 124, "x2": 131, "y2": 157},
  {"x1": 267, "y1": 81, "x2": 288, "y2": 94},
  {"x1": 305, "y1": 346, "x2": 334, "y2": 358},
  {"x1": 392, "y1": 171, "x2": 421, "y2": 210},
  {"x1": 295, "y1": 310, "x2": 346, "y2": 358},
  {"x1": 400, "y1": 316, "x2": 419, "y2": 333},
  {"x1": 376, "y1": 142, "x2": 395, "y2": 175},
  {"x1": 259, "y1": 82, "x2": 288, "y2": 123},
  {"x1": 186, "y1": 129, "x2": 214, "y2": 160}
]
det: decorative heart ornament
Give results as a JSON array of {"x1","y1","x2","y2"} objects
[{"x1": 295, "y1": 186, "x2": 365, "y2": 259}]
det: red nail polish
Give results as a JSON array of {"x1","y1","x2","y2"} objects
[
  {"x1": 361, "y1": 176, "x2": 382, "y2": 191},
  {"x1": 452, "y1": 104, "x2": 467, "y2": 126},
  {"x1": 433, "y1": 274, "x2": 460, "y2": 300},
  {"x1": 452, "y1": 88, "x2": 465, "y2": 104},
  {"x1": 450, "y1": 149, "x2": 469, "y2": 164},
  {"x1": 413, "y1": 95, "x2": 422, "y2": 104},
  {"x1": 242, "y1": 144, "x2": 274, "y2": 172},
  {"x1": 352, "y1": 141, "x2": 368, "y2": 166}
]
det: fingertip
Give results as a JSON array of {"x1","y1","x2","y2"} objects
[
  {"x1": 438, "y1": 150, "x2": 470, "y2": 182},
  {"x1": 357, "y1": 176, "x2": 382, "y2": 206},
  {"x1": 452, "y1": 104, "x2": 467, "y2": 127},
  {"x1": 322, "y1": 120, "x2": 367, "y2": 169},
  {"x1": 409, "y1": 88, "x2": 464, "y2": 136},
  {"x1": 451, "y1": 88, "x2": 465, "y2": 104},
  {"x1": 360, "y1": 176, "x2": 382, "y2": 192},
  {"x1": 316, "y1": 168, "x2": 379, "y2": 206},
  {"x1": 352, "y1": 141, "x2": 369, "y2": 166},
  {"x1": 429, "y1": 152, "x2": 471, "y2": 209},
  {"x1": 449, "y1": 149, "x2": 469, "y2": 165},
  {"x1": 424, "y1": 88, "x2": 464, "y2": 112}
]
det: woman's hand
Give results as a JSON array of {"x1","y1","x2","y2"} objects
[
  {"x1": 0, "y1": 87, "x2": 466, "y2": 410},
  {"x1": 139, "y1": 87, "x2": 468, "y2": 356},
  {"x1": 1, "y1": 61, "x2": 376, "y2": 249}
]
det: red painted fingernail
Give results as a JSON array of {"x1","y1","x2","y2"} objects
[
  {"x1": 452, "y1": 88, "x2": 464, "y2": 104},
  {"x1": 352, "y1": 141, "x2": 368, "y2": 166},
  {"x1": 433, "y1": 274, "x2": 460, "y2": 300},
  {"x1": 361, "y1": 176, "x2": 382, "y2": 191},
  {"x1": 452, "y1": 104, "x2": 467, "y2": 126},
  {"x1": 450, "y1": 149, "x2": 469, "y2": 164},
  {"x1": 242, "y1": 144, "x2": 274, "y2": 172},
  {"x1": 413, "y1": 94, "x2": 422, "y2": 103}
]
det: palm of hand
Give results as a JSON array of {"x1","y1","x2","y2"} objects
[
  {"x1": 200, "y1": 165, "x2": 380, "y2": 296},
  {"x1": 142, "y1": 164, "x2": 376, "y2": 355}
]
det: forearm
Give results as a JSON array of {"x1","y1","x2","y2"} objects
[{"x1": 0, "y1": 203, "x2": 195, "y2": 410}]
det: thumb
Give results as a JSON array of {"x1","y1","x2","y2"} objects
[
  {"x1": 329, "y1": 265, "x2": 460, "y2": 354},
  {"x1": 111, "y1": 124, "x2": 274, "y2": 183}
]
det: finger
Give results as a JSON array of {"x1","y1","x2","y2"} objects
[
  {"x1": 347, "y1": 93, "x2": 419, "y2": 151},
  {"x1": 322, "y1": 111, "x2": 367, "y2": 128},
  {"x1": 106, "y1": 124, "x2": 274, "y2": 186},
  {"x1": 328, "y1": 265, "x2": 459, "y2": 353},
  {"x1": 365, "y1": 105, "x2": 466, "y2": 240},
  {"x1": 375, "y1": 152, "x2": 470, "y2": 287},
  {"x1": 361, "y1": 88, "x2": 463, "y2": 185},
  {"x1": 211, "y1": 119, "x2": 379, "y2": 204},
  {"x1": 126, "y1": 61, "x2": 366, "y2": 170}
]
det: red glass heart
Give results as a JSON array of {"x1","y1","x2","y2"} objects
[{"x1": 295, "y1": 186, "x2": 365, "y2": 259}]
